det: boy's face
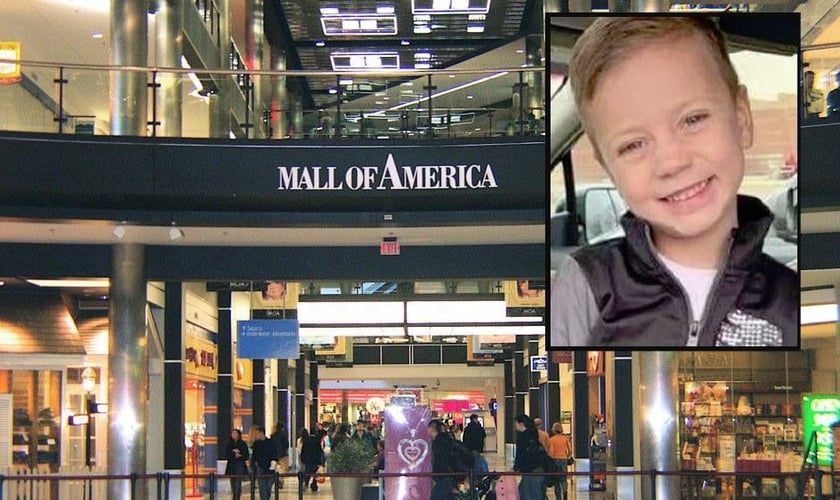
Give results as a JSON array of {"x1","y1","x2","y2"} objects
[{"x1": 584, "y1": 34, "x2": 752, "y2": 242}]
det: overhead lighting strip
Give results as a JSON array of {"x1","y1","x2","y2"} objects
[{"x1": 321, "y1": 15, "x2": 398, "y2": 36}]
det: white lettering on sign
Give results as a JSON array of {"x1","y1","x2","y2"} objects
[{"x1": 277, "y1": 154, "x2": 498, "y2": 191}]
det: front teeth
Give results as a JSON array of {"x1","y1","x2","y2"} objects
[{"x1": 666, "y1": 179, "x2": 709, "y2": 203}]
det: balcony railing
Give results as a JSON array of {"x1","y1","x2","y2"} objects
[
  {"x1": 0, "y1": 467, "x2": 832, "y2": 500},
  {"x1": 0, "y1": 59, "x2": 545, "y2": 141}
]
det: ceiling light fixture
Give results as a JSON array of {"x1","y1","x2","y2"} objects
[
  {"x1": 320, "y1": 6, "x2": 339, "y2": 15},
  {"x1": 169, "y1": 224, "x2": 184, "y2": 240},
  {"x1": 401, "y1": 40, "x2": 410, "y2": 45},
  {"x1": 91, "y1": 32, "x2": 104, "y2": 39},
  {"x1": 376, "y1": 5, "x2": 395, "y2": 14},
  {"x1": 315, "y1": 40, "x2": 326, "y2": 47},
  {"x1": 27, "y1": 279, "x2": 111, "y2": 288},
  {"x1": 372, "y1": 71, "x2": 508, "y2": 116}
]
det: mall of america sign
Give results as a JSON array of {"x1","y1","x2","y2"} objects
[{"x1": 277, "y1": 154, "x2": 498, "y2": 191}]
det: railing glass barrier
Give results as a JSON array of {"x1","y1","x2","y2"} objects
[{"x1": 0, "y1": 61, "x2": 544, "y2": 140}]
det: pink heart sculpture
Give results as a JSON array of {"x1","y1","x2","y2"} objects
[{"x1": 397, "y1": 438, "x2": 429, "y2": 470}]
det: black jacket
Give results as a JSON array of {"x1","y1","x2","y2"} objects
[
  {"x1": 514, "y1": 427, "x2": 544, "y2": 473},
  {"x1": 462, "y1": 422, "x2": 486, "y2": 453},
  {"x1": 252, "y1": 437, "x2": 277, "y2": 470},
  {"x1": 300, "y1": 435, "x2": 324, "y2": 466},
  {"x1": 271, "y1": 429, "x2": 289, "y2": 458},
  {"x1": 554, "y1": 195, "x2": 797, "y2": 346},
  {"x1": 431, "y1": 433, "x2": 455, "y2": 474},
  {"x1": 224, "y1": 438, "x2": 250, "y2": 475}
]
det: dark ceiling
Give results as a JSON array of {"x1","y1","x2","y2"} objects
[{"x1": 267, "y1": 0, "x2": 538, "y2": 109}]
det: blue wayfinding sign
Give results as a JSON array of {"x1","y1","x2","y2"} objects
[
  {"x1": 237, "y1": 319, "x2": 300, "y2": 359},
  {"x1": 530, "y1": 355, "x2": 548, "y2": 372}
]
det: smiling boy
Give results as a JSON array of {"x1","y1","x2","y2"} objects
[{"x1": 550, "y1": 16, "x2": 797, "y2": 347}]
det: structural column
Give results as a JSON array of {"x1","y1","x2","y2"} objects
[
  {"x1": 514, "y1": 337, "x2": 528, "y2": 417},
  {"x1": 528, "y1": 337, "x2": 541, "y2": 421},
  {"x1": 277, "y1": 360, "x2": 289, "y2": 428},
  {"x1": 246, "y1": 0, "x2": 266, "y2": 137},
  {"x1": 163, "y1": 283, "x2": 185, "y2": 472},
  {"x1": 270, "y1": 47, "x2": 288, "y2": 139},
  {"x1": 253, "y1": 359, "x2": 265, "y2": 428},
  {"x1": 154, "y1": 0, "x2": 183, "y2": 137},
  {"x1": 108, "y1": 244, "x2": 147, "y2": 499},
  {"x1": 572, "y1": 352, "x2": 589, "y2": 458},
  {"x1": 111, "y1": 0, "x2": 148, "y2": 135},
  {"x1": 638, "y1": 352, "x2": 679, "y2": 499},
  {"x1": 294, "y1": 359, "x2": 306, "y2": 434},
  {"x1": 546, "y1": 358, "x2": 560, "y2": 428},
  {"x1": 217, "y1": 292, "x2": 233, "y2": 450},
  {"x1": 524, "y1": 0, "x2": 544, "y2": 129},
  {"x1": 309, "y1": 357, "x2": 319, "y2": 429},
  {"x1": 632, "y1": 0, "x2": 670, "y2": 11},
  {"x1": 613, "y1": 351, "x2": 635, "y2": 498}
]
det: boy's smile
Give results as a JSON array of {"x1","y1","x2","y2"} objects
[{"x1": 583, "y1": 33, "x2": 753, "y2": 252}]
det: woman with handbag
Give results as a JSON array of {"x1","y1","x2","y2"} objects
[
  {"x1": 547, "y1": 423, "x2": 573, "y2": 500},
  {"x1": 225, "y1": 429, "x2": 250, "y2": 500}
]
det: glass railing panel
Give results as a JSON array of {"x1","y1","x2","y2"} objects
[
  {"x1": 0, "y1": 64, "x2": 543, "y2": 139},
  {"x1": 0, "y1": 63, "x2": 62, "y2": 134},
  {"x1": 62, "y1": 67, "x2": 110, "y2": 136}
]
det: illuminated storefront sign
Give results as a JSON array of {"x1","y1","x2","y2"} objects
[
  {"x1": 185, "y1": 332, "x2": 218, "y2": 382},
  {"x1": 0, "y1": 42, "x2": 21, "y2": 84},
  {"x1": 277, "y1": 154, "x2": 498, "y2": 191},
  {"x1": 802, "y1": 393, "x2": 840, "y2": 466}
]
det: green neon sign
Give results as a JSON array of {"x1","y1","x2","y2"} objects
[{"x1": 802, "y1": 394, "x2": 840, "y2": 466}]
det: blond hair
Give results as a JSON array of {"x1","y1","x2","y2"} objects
[{"x1": 569, "y1": 16, "x2": 739, "y2": 132}]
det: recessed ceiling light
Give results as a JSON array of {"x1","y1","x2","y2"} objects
[
  {"x1": 383, "y1": 96, "x2": 389, "y2": 100},
  {"x1": 315, "y1": 40, "x2": 326, "y2": 47},
  {"x1": 449, "y1": 74, "x2": 455, "y2": 78},
  {"x1": 516, "y1": 49, "x2": 524, "y2": 54},
  {"x1": 466, "y1": 94, "x2": 474, "y2": 99},
  {"x1": 320, "y1": 6, "x2": 339, "y2": 15},
  {"x1": 414, "y1": 26, "x2": 431, "y2": 34},
  {"x1": 339, "y1": 78, "x2": 353, "y2": 85},
  {"x1": 328, "y1": 88, "x2": 338, "y2": 94},
  {"x1": 466, "y1": 24, "x2": 485, "y2": 33},
  {"x1": 27, "y1": 279, "x2": 111, "y2": 288},
  {"x1": 401, "y1": 40, "x2": 410, "y2": 45},
  {"x1": 474, "y1": 127, "x2": 481, "y2": 131},
  {"x1": 91, "y1": 32, "x2": 104, "y2": 39},
  {"x1": 0, "y1": 281, "x2": 5, "y2": 287},
  {"x1": 376, "y1": 5, "x2": 395, "y2": 14},
  {"x1": 376, "y1": 101, "x2": 384, "y2": 105},
  {"x1": 414, "y1": 63, "x2": 431, "y2": 69}
]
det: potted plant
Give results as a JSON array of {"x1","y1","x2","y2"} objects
[{"x1": 327, "y1": 438, "x2": 376, "y2": 500}]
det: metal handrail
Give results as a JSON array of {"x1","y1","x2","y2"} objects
[{"x1": 0, "y1": 58, "x2": 544, "y2": 78}]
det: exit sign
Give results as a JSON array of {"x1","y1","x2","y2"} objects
[{"x1": 380, "y1": 238, "x2": 400, "y2": 255}]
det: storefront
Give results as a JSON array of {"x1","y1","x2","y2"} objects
[
  {"x1": 183, "y1": 322, "x2": 217, "y2": 496},
  {"x1": 677, "y1": 351, "x2": 812, "y2": 497}
]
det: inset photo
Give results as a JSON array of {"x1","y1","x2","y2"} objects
[{"x1": 548, "y1": 14, "x2": 799, "y2": 348}]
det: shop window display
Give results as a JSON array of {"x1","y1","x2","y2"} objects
[
  {"x1": 680, "y1": 381, "x2": 806, "y2": 498},
  {"x1": 1, "y1": 370, "x2": 62, "y2": 471}
]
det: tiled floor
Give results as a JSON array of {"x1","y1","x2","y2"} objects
[{"x1": 197, "y1": 453, "x2": 615, "y2": 499}]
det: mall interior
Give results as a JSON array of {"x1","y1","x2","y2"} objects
[{"x1": 0, "y1": 0, "x2": 837, "y2": 499}]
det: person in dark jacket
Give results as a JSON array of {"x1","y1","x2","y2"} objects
[
  {"x1": 513, "y1": 414, "x2": 546, "y2": 500},
  {"x1": 299, "y1": 428, "x2": 324, "y2": 492},
  {"x1": 551, "y1": 17, "x2": 797, "y2": 347},
  {"x1": 428, "y1": 419, "x2": 457, "y2": 500},
  {"x1": 331, "y1": 423, "x2": 350, "y2": 451},
  {"x1": 270, "y1": 422, "x2": 289, "y2": 489},
  {"x1": 224, "y1": 429, "x2": 249, "y2": 500},
  {"x1": 462, "y1": 414, "x2": 486, "y2": 455},
  {"x1": 251, "y1": 426, "x2": 278, "y2": 500}
]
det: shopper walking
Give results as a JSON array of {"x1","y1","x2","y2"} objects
[
  {"x1": 547, "y1": 422, "x2": 573, "y2": 500},
  {"x1": 224, "y1": 429, "x2": 250, "y2": 500},
  {"x1": 533, "y1": 417, "x2": 551, "y2": 451},
  {"x1": 331, "y1": 423, "x2": 351, "y2": 451},
  {"x1": 270, "y1": 422, "x2": 289, "y2": 489},
  {"x1": 251, "y1": 426, "x2": 278, "y2": 500},
  {"x1": 428, "y1": 419, "x2": 458, "y2": 500},
  {"x1": 513, "y1": 414, "x2": 548, "y2": 500},
  {"x1": 300, "y1": 428, "x2": 324, "y2": 492},
  {"x1": 462, "y1": 414, "x2": 486, "y2": 456}
]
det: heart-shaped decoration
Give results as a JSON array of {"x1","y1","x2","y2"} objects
[{"x1": 397, "y1": 438, "x2": 429, "y2": 470}]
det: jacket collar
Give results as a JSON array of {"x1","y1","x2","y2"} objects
[{"x1": 620, "y1": 195, "x2": 774, "y2": 274}]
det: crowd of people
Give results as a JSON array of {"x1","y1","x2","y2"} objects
[{"x1": 223, "y1": 413, "x2": 573, "y2": 500}]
